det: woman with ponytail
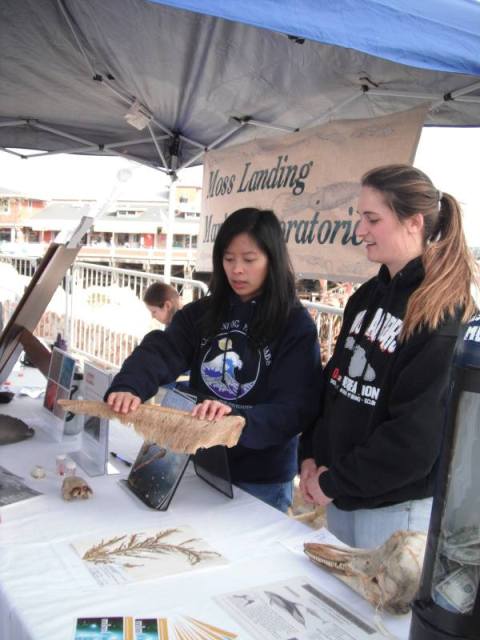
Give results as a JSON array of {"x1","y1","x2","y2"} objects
[{"x1": 300, "y1": 164, "x2": 478, "y2": 548}]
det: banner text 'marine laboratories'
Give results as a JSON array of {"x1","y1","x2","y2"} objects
[{"x1": 203, "y1": 208, "x2": 362, "y2": 246}]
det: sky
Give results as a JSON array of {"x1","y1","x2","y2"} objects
[{"x1": 0, "y1": 127, "x2": 479, "y2": 245}]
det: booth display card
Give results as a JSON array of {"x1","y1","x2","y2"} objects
[
  {"x1": 216, "y1": 576, "x2": 384, "y2": 640},
  {"x1": 122, "y1": 441, "x2": 190, "y2": 511},
  {"x1": 193, "y1": 446, "x2": 234, "y2": 499},
  {"x1": 134, "y1": 615, "x2": 238, "y2": 639},
  {"x1": 73, "y1": 616, "x2": 133, "y2": 640},
  {"x1": 162, "y1": 387, "x2": 234, "y2": 500},
  {"x1": 73, "y1": 615, "x2": 237, "y2": 640},
  {"x1": 120, "y1": 387, "x2": 193, "y2": 510},
  {"x1": 69, "y1": 361, "x2": 116, "y2": 477},
  {"x1": 42, "y1": 347, "x2": 76, "y2": 441},
  {"x1": 121, "y1": 387, "x2": 234, "y2": 510}
]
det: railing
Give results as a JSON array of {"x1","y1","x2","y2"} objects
[
  {"x1": 0, "y1": 254, "x2": 39, "y2": 277},
  {"x1": 0, "y1": 255, "x2": 344, "y2": 369},
  {"x1": 303, "y1": 301, "x2": 343, "y2": 364},
  {"x1": 65, "y1": 262, "x2": 209, "y2": 368}
]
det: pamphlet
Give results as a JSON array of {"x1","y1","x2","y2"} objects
[
  {"x1": 73, "y1": 616, "x2": 237, "y2": 640},
  {"x1": 216, "y1": 576, "x2": 384, "y2": 640},
  {"x1": 71, "y1": 525, "x2": 228, "y2": 586},
  {"x1": 73, "y1": 616, "x2": 133, "y2": 640},
  {"x1": 0, "y1": 464, "x2": 42, "y2": 508},
  {"x1": 134, "y1": 615, "x2": 237, "y2": 639}
]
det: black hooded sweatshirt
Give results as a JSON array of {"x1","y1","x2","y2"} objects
[
  {"x1": 300, "y1": 257, "x2": 462, "y2": 510},
  {"x1": 107, "y1": 293, "x2": 321, "y2": 484}
]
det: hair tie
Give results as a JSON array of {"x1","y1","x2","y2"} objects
[{"x1": 437, "y1": 190, "x2": 443, "y2": 211}]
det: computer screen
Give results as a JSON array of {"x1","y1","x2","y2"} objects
[{"x1": 0, "y1": 242, "x2": 81, "y2": 384}]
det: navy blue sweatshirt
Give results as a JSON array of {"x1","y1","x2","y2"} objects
[
  {"x1": 300, "y1": 257, "x2": 463, "y2": 510},
  {"x1": 108, "y1": 294, "x2": 321, "y2": 483}
]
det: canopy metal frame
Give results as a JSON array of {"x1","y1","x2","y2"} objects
[{"x1": 1, "y1": 0, "x2": 480, "y2": 179}]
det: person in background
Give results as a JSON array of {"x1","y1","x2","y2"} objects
[
  {"x1": 107, "y1": 208, "x2": 321, "y2": 513},
  {"x1": 300, "y1": 164, "x2": 478, "y2": 547},
  {"x1": 143, "y1": 282, "x2": 181, "y2": 327}
]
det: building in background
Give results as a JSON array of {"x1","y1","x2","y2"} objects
[
  {"x1": 0, "y1": 184, "x2": 201, "y2": 279},
  {"x1": 0, "y1": 187, "x2": 46, "y2": 245}
]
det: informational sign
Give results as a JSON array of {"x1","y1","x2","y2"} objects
[
  {"x1": 198, "y1": 105, "x2": 427, "y2": 282},
  {"x1": 69, "y1": 361, "x2": 116, "y2": 476},
  {"x1": 216, "y1": 576, "x2": 384, "y2": 640}
]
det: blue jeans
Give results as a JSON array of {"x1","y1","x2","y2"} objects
[
  {"x1": 326, "y1": 497, "x2": 433, "y2": 548},
  {"x1": 235, "y1": 480, "x2": 293, "y2": 513}
]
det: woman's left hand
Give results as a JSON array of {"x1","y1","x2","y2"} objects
[
  {"x1": 192, "y1": 399, "x2": 233, "y2": 421},
  {"x1": 304, "y1": 466, "x2": 333, "y2": 507}
]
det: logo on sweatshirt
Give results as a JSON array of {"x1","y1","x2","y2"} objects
[
  {"x1": 331, "y1": 308, "x2": 403, "y2": 405},
  {"x1": 200, "y1": 331, "x2": 261, "y2": 401},
  {"x1": 350, "y1": 308, "x2": 402, "y2": 353}
]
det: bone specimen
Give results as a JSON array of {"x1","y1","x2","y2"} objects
[
  {"x1": 62, "y1": 475, "x2": 93, "y2": 501},
  {"x1": 30, "y1": 465, "x2": 46, "y2": 479},
  {"x1": 58, "y1": 399, "x2": 245, "y2": 454},
  {"x1": 304, "y1": 530, "x2": 427, "y2": 614}
]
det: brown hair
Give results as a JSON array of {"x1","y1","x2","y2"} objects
[
  {"x1": 362, "y1": 164, "x2": 478, "y2": 340},
  {"x1": 143, "y1": 282, "x2": 180, "y2": 322}
]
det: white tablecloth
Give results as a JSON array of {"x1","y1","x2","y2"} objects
[{"x1": 0, "y1": 366, "x2": 411, "y2": 640}]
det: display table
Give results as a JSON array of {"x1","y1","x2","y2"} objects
[{"x1": 0, "y1": 368, "x2": 412, "y2": 640}]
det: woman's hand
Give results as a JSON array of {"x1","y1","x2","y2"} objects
[
  {"x1": 106, "y1": 391, "x2": 141, "y2": 414},
  {"x1": 192, "y1": 399, "x2": 232, "y2": 421},
  {"x1": 299, "y1": 458, "x2": 318, "y2": 503},
  {"x1": 304, "y1": 465, "x2": 333, "y2": 507}
]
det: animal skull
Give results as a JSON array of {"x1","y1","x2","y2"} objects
[
  {"x1": 62, "y1": 475, "x2": 93, "y2": 501},
  {"x1": 304, "y1": 530, "x2": 427, "y2": 615}
]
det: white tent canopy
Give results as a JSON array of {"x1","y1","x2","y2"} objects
[{"x1": 1, "y1": 0, "x2": 479, "y2": 176}]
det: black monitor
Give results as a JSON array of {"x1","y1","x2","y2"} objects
[
  {"x1": 0, "y1": 238, "x2": 86, "y2": 384},
  {"x1": 0, "y1": 218, "x2": 92, "y2": 444}
]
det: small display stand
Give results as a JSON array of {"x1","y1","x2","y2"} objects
[
  {"x1": 42, "y1": 347, "x2": 77, "y2": 441},
  {"x1": 69, "y1": 361, "x2": 116, "y2": 477}
]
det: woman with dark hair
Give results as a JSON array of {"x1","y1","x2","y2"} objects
[
  {"x1": 143, "y1": 282, "x2": 181, "y2": 326},
  {"x1": 300, "y1": 164, "x2": 478, "y2": 547},
  {"x1": 107, "y1": 208, "x2": 321, "y2": 512}
]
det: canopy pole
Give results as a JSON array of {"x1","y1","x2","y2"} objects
[
  {"x1": 147, "y1": 122, "x2": 169, "y2": 169},
  {"x1": 246, "y1": 119, "x2": 297, "y2": 133},
  {"x1": 367, "y1": 89, "x2": 441, "y2": 100},
  {"x1": 164, "y1": 176, "x2": 177, "y2": 284},
  {"x1": 0, "y1": 147, "x2": 25, "y2": 157},
  {"x1": 305, "y1": 90, "x2": 362, "y2": 127},
  {"x1": 31, "y1": 121, "x2": 96, "y2": 146},
  {"x1": 178, "y1": 122, "x2": 246, "y2": 171},
  {"x1": 448, "y1": 80, "x2": 480, "y2": 99},
  {"x1": 0, "y1": 119, "x2": 28, "y2": 128}
]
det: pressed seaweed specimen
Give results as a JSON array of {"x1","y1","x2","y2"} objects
[{"x1": 82, "y1": 528, "x2": 221, "y2": 568}]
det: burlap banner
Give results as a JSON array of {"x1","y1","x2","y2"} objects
[{"x1": 197, "y1": 105, "x2": 427, "y2": 282}]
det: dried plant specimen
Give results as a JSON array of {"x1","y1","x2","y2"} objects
[
  {"x1": 58, "y1": 399, "x2": 245, "y2": 453},
  {"x1": 82, "y1": 528, "x2": 221, "y2": 568}
]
